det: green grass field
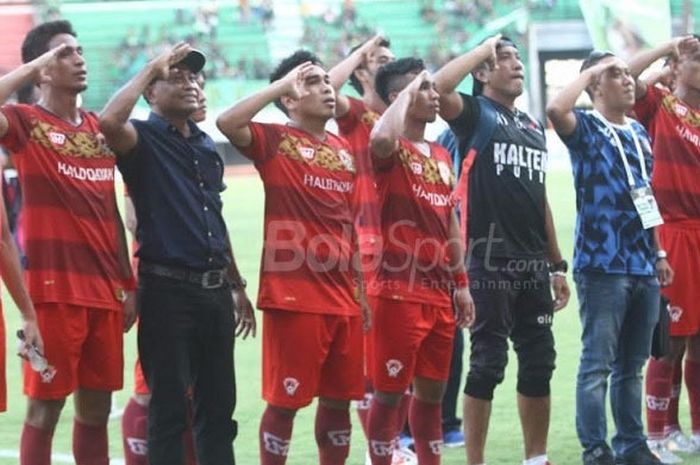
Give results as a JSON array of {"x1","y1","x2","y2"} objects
[{"x1": 0, "y1": 169, "x2": 698, "y2": 465}]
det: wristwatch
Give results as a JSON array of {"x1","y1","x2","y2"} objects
[
  {"x1": 656, "y1": 250, "x2": 668, "y2": 261},
  {"x1": 549, "y1": 259, "x2": 568, "y2": 274}
]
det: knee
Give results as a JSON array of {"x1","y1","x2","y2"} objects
[
  {"x1": 372, "y1": 391, "x2": 403, "y2": 407},
  {"x1": 318, "y1": 397, "x2": 350, "y2": 410},
  {"x1": 413, "y1": 377, "x2": 446, "y2": 404},
  {"x1": 26, "y1": 397, "x2": 66, "y2": 431},
  {"x1": 74, "y1": 389, "x2": 112, "y2": 425},
  {"x1": 464, "y1": 342, "x2": 507, "y2": 401}
]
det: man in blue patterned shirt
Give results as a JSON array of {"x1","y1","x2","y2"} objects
[{"x1": 547, "y1": 51, "x2": 673, "y2": 465}]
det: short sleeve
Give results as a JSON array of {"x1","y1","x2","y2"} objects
[
  {"x1": 445, "y1": 93, "x2": 480, "y2": 142},
  {"x1": 559, "y1": 109, "x2": 594, "y2": 153},
  {"x1": 235, "y1": 122, "x2": 283, "y2": 165},
  {"x1": 336, "y1": 97, "x2": 363, "y2": 135},
  {"x1": 0, "y1": 104, "x2": 32, "y2": 153},
  {"x1": 633, "y1": 84, "x2": 663, "y2": 129}
]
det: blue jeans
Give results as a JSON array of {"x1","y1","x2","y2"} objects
[{"x1": 574, "y1": 271, "x2": 659, "y2": 457}]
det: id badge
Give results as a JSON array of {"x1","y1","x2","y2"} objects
[{"x1": 631, "y1": 186, "x2": 664, "y2": 229}]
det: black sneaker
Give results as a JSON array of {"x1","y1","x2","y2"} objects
[
  {"x1": 583, "y1": 445, "x2": 615, "y2": 465},
  {"x1": 614, "y1": 443, "x2": 663, "y2": 465}
]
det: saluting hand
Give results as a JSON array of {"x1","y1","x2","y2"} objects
[
  {"x1": 482, "y1": 33, "x2": 502, "y2": 70},
  {"x1": 402, "y1": 69, "x2": 431, "y2": 104},
  {"x1": 149, "y1": 42, "x2": 193, "y2": 81},
  {"x1": 281, "y1": 61, "x2": 314, "y2": 100},
  {"x1": 30, "y1": 43, "x2": 68, "y2": 85}
]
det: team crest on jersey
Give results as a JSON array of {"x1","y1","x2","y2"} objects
[
  {"x1": 48, "y1": 131, "x2": 66, "y2": 146},
  {"x1": 669, "y1": 305, "x2": 683, "y2": 323},
  {"x1": 398, "y1": 146, "x2": 447, "y2": 185},
  {"x1": 338, "y1": 149, "x2": 354, "y2": 171},
  {"x1": 283, "y1": 377, "x2": 300, "y2": 396},
  {"x1": 674, "y1": 103, "x2": 688, "y2": 117},
  {"x1": 300, "y1": 147, "x2": 315, "y2": 160},
  {"x1": 361, "y1": 109, "x2": 380, "y2": 126},
  {"x1": 386, "y1": 359, "x2": 404, "y2": 378},
  {"x1": 411, "y1": 162, "x2": 423, "y2": 175}
]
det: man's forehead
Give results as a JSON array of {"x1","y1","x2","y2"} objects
[
  {"x1": 48, "y1": 33, "x2": 79, "y2": 49},
  {"x1": 305, "y1": 65, "x2": 328, "y2": 79},
  {"x1": 601, "y1": 55, "x2": 628, "y2": 70}
]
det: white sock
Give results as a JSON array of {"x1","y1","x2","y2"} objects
[{"x1": 523, "y1": 455, "x2": 548, "y2": 465}]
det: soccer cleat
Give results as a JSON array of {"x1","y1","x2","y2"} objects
[
  {"x1": 665, "y1": 430, "x2": 700, "y2": 454},
  {"x1": 583, "y1": 445, "x2": 615, "y2": 465},
  {"x1": 648, "y1": 439, "x2": 683, "y2": 464},
  {"x1": 615, "y1": 442, "x2": 666, "y2": 465},
  {"x1": 443, "y1": 428, "x2": 465, "y2": 448}
]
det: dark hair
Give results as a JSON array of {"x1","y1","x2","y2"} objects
[
  {"x1": 21, "y1": 20, "x2": 77, "y2": 64},
  {"x1": 375, "y1": 57, "x2": 425, "y2": 105},
  {"x1": 349, "y1": 37, "x2": 391, "y2": 95},
  {"x1": 269, "y1": 49, "x2": 323, "y2": 115},
  {"x1": 472, "y1": 35, "x2": 518, "y2": 96},
  {"x1": 580, "y1": 50, "x2": 615, "y2": 99}
]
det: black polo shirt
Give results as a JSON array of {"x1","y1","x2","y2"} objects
[{"x1": 117, "y1": 112, "x2": 230, "y2": 270}]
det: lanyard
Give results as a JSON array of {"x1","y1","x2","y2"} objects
[{"x1": 592, "y1": 110, "x2": 648, "y2": 188}]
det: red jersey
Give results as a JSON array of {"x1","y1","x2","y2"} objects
[
  {"x1": 634, "y1": 85, "x2": 700, "y2": 222},
  {"x1": 336, "y1": 97, "x2": 381, "y2": 255},
  {"x1": 370, "y1": 139, "x2": 456, "y2": 306},
  {"x1": 238, "y1": 123, "x2": 359, "y2": 316},
  {"x1": 0, "y1": 104, "x2": 125, "y2": 310}
]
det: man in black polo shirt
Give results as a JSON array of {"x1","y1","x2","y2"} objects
[
  {"x1": 100, "y1": 42, "x2": 255, "y2": 465},
  {"x1": 434, "y1": 36, "x2": 570, "y2": 465}
]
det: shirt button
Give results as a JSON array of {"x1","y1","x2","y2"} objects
[
  {"x1": 194, "y1": 160, "x2": 199, "y2": 165},
  {"x1": 208, "y1": 257, "x2": 213, "y2": 263},
  {"x1": 208, "y1": 231, "x2": 212, "y2": 237},
  {"x1": 204, "y1": 205, "x2": 208, "y2": 211},
  {"x1": 199, "y1": 182, "x2": 204, "y2": 188}
]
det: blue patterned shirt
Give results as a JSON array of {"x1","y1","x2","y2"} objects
[{"x1": 561, "y1": 110, "x2": 656, "y2": 276}]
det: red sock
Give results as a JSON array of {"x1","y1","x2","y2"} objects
[
  {"x1": 315, "y1": 404, "x2": 351, "y2": 465},
  {"x1": 73, "y1": 420, "x2": 108, "y2": 465},
  {"x1": 367, "y1": 399, "x2": 400, "y2": 465},
  {"x1": 409, "y1": 397, "x2": 443, "y2": 465},
  {"x1": 184, "y1": 425, "x2": 198, "y2": 465},
  {"x1": 20, "y1": 423, "x2": 53, "y2": 465},
  {"x1": 645, "y1": 359, "x2": 674, "y2": 440},
  {"x1": 685, "y1": 359, "x2": 700, "y2": 435},
  {"x1": 260, "y1": 406, "x2": 294, "y2": 465},
  {"x1": 665, "y1": 358, "x2": 683, "y2": 435},
  {"x1": 122, "y1": 397, "x2": 149, "y2": 465}
]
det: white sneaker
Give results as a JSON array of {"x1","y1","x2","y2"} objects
[
  {"x1": 364, "y1": 448, "x2": 418, "y2": 465},
  {"x1": 665, "y1": 430, "x2": 700, "y2": 454},
  {"x1": 648, "y1": 439, "x2": 683, "y2": 464},
  {"x1": 392, "y1": 447, "x2": 418, "y2": 465}
]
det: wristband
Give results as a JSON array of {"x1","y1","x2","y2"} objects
[
  {"x1": 550, "y1": 271, "x2": 567, "y2": 278},
  {"x1": 454, "y1": 271, "x2": 469, "y2": 289}
]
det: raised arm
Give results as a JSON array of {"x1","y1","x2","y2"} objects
[
  {"x1": 216, "y1": 61, "x2": 313, "y2": 148},
  {"x1": 329, "y1": 35, "x2": 385, "y2": 117},
  {"x1": 628, "y1": 36, "x2": 700, "y2": 98},
  {"x1": 433, "y1": 34, "x2": 500, "y2": 120},
  {"x1": 370, "y1": 70, "x2": 428, "y2": 158},
  {"x1": 100, "y1": 42, "x2": 193, "y2": 156},
  {"x1": 546, "y1": 60, "x2": 615, "y2": 137},
  {"x1": 0, "y1": 201, "x2": 42, "y2": 353},
  {"x1": 0, "y1": 44, "x2": 67, "y2": 138}
]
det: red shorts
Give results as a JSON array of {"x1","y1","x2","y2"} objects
[
  {"x1": 24, "y1": 303, "x2": 124, "y2": 399},
  {"x1": 262, "y1": 309, "x2": 364, "y2": 409},
  {"x1": 0, "y1": 303, "x2": 5, "y2": 412},
  {"x1": 660, "y1": 224, "x2": 700, "y2": 337},
  {"x1": 369, "y1": 296, "x2": 455, "y2": 392},
  {"x1": 133, "y1": 358, "x2": 149, "y2": 395}
]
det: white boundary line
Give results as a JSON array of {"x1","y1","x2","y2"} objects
[{"x1": 0, "y1": 450, "x2": 124, "y2": 464}]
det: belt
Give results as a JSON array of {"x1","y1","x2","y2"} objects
[{"x1": 139, "y1": 261, "x2": 229, "y2": 289}]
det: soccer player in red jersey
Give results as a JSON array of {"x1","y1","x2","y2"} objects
[
  {"x1": 0, "y1": 183, "x2": 43, "y2": 414},
  {"x1": 216, "y1": 50, "x2": 370, "y2": 465},
  {"x1": 629, "y1": 35, "x2": 700, "y2": 455},
  {"x1": 0, "y1": 20, "x2": 135, "y2": 465},
  {"x1": 328, "y1": 35, "x2": 401, "y2": 453},
  {"x1": 364, "y1": 58, "x2": 474, "y2": 465}
]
